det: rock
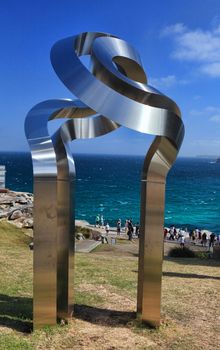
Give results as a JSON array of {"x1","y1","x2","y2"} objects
[
  {"x1": 0, "y1": 188, "x2": 9, "y2": 193},
  {"x1": 15, "y1": 216, "x2": 26, "y2": 223},
  {"x1": 11, "y1": 220, "x2": 23, "y2": 228},
  {"x1": 17, "y1": 199, "x2": 28, "y2": 205},
  {"x1": 9, "y1": 210, "x2": 23, "y2": 220},
  {"x1": 76, "y1": 232, "x2": 85, "y2": 240},
  {"x1": 0, "y1": 195, "x2": 15, "y2": 205},
  {"x1": 0, "y1": 211, "x2": 8, "y2": 219},
  {"x1": 22, "y1": 218, "x2": 33, "y2": 228},
  {"x1": 24, "y1": 207, "x2": 33, "y2": 215},
  {"x1": 92, "y1": 231, "x2": 102, "y2": 241},
  {"x1": 0, "y1": 190, "x2": 34, "y2": 229}
]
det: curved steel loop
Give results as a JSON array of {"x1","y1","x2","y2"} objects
[
  {"x1": 25, "y1": 98, "x2": 119, "y2": 178},
  {"x1": 25, "y1": 31, "x2": 184, "y2": 329},
  {"x1": 50, "y1": 32, "x2": 184, "y2": 148}
]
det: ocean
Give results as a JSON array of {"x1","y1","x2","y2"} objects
[{"x1": 0, "y1": 152, "x2": 220, "y2": 234}]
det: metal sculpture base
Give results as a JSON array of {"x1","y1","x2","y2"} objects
[{"x1": 25, "y1": 32, "x2": 184, "y2": 329}]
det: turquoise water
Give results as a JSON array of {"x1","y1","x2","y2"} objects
[{"x1": 0, "y1": 152, "x2": 220, "y2": 233}]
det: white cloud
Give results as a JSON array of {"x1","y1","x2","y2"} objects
[
  {"x1": 210, "y1": 114, "x2": 220, "y2": 122},
  {"x1": 161, "y1": 23, "x2": 186, "y2": 36},
  {"x1": 206, "y1": 106, "x2": 220, "y2": 113},
  {"x1": 150, "y1": 75, "x2": 176, "y2": 88},
  {"x1": 192, "y1": 139, "x2": 220, "y2": 147},
  {"x1": 200, "y1": 62, "x2": 220, "y2": 77},
  {"x1": 190, "y1": 106, "x2": 220, "y2": 122},
  {"x1": 193, "y1": 95, "x2": 201, "y2": 100},
  {"x1": 161, "y1": 23, "x2": 220, "y2": 78},
  {"x1": 149, "y1": 75, "x2": 188, "y2": 89},
  {"x1": 214, "y1": 25, "x2": 220, "y2": 34}
]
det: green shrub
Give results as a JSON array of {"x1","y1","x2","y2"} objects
[
  {"x1": 75, "y1": 225, "x2": 101, "y2": 239},
  {"x1": 75, "y1": 226, "x2": 91, "y2": 239},
  {"x1": 169, "y1": 247, "x2": 196, "y2": 258},
  {"x1": 82, "y1": 231, "x2": 91, "y2": 239},
  {"x1": 195, "y1": 251, "x2": 209, "y2": 259}
]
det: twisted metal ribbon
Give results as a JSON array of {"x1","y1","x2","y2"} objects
[{"x1": 25, "y1": 32, "x2": 184, "y2": 329}]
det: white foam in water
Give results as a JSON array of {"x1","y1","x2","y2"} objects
[{"x1": 1, "y1": 153, "x2": 220, "y2": 233}]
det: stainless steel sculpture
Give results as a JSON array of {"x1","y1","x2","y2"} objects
[{"x1": 25, "y1": 32, "x2": 184, "y2": 329}]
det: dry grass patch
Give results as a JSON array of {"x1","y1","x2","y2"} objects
[{"x1": 0, "y1": 222, "x2": 219, "y2": 349}]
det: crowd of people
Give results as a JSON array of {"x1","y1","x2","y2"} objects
[
  {"x1": 95, "y1": 215, "x2": 140, "y2": 240},
  {"x1": 164, "y1": 226, "x2": 219, "y2": 248},
  {"x1": 95, "y1": 215, "x2": 219, "y2": 247}
]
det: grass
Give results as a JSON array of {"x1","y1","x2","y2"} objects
[{"x1": 0, "y1": 220, "x2": 220, "y2": 349}]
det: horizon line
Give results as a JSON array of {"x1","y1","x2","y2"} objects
[{"x1": 0, "y1": 151, "x2": 219, "y2": 158}]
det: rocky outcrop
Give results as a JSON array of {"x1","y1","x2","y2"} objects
[{"x1": 0, "y1": 190, "x2": 33, "y2": 228}]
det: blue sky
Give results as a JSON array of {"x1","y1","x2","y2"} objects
[{"x1": 0, "y1": 0, "x2": 220, "y2": 156}]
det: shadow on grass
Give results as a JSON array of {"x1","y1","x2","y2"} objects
[
  {"x1": 163, "y1": 271, "x2": 220, "y2": 280},
  {"x1": 163, "y1": 256, "x2": 220, "y2": 267},
  {"x1": 0, "y1": 294, "x2": 33, "y2": 333},
  {"x1": 74, "y1": 304, "x2": 136, "y2": 327}
]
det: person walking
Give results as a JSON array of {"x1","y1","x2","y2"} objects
[
  {"x1": 192, "y1": 230, "x2": 196, "y2": 243},
  {"x1": 180, "y1": 228, "x2": 185, "y2": 239},
  {"x1": 179, "y1": 234, "x2": 185, "y2": 248},
  {"x1": 100, "y1": 215, "x2": 104, "y2": 228},
  {"x1": 209, "y1": 232, "x2": 215, "y2": 248},
  {"x1": 195, "y1": 228, "x2": 199, "y2": 241},
  {"x1": 124, "y1": 220, "x2": 128, "y2": 234},
  {"x1": 95, "y1": 214, "x2": 100, "y2": 227},
  {"x1": 201, "y1": 232, "x2": 207, "y2": 247},
  {"x1": 169, "y1": 227, "x2": 175, "y2": 240},
  {"x1": 189, "y1": 230, "x2": 193, "y2": 240},
  {"x1": 127, "y1": 227, "x2": 132, "y2": 241},
  {"x1": 164, "y1": 228, "x2": 168, "y2": 240},
  {"x1": 116, "y1": 219, "x2": 121, "y2": 236},
  {"x1": 100, "y1": 232, "x2": 108, "y2": 244},
  {"x1": 105, "y1": 223, "x2": 110, "y2": 235},
  {"x1": 135, "y1": 222, "x2": 140, "y2": 237},
  {"x1": 128, "y1": 219, "x2": 134, "y2": 235}
]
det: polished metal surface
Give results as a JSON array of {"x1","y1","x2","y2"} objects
[{"x1": 25, "y1": 31, "x2": 184, "y2": 329}]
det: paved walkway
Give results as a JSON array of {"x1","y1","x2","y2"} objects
[{"x1": 75, "y1": 239, "x2": 101, "y2": 253}]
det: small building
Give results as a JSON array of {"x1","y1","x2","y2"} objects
[{"x1": 0, "y1": 165, "x2": 6, "y2": 188}]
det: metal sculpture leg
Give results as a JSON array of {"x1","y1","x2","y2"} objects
[
  {"x1": 138, "y1": 181, "x2": 165, "y2": 326},
  {"x1": 33, "y1": 148, "x2": 74, "y2": 326},
  {"x1": 33, "y1": 180, "x2": 58, "y2": 326},
  {"x1": 56, "y1": 177, "x2": 74, "y2": 321},
  {"x1": 30, "y1": 139, "x2": 58, "y2": 327},
  {"x1": 137, "y1": 137, "x2": 178, "y2": 326},
  {"x1": 25, "y1": 102, "x2": 119, "y2": 328}
]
